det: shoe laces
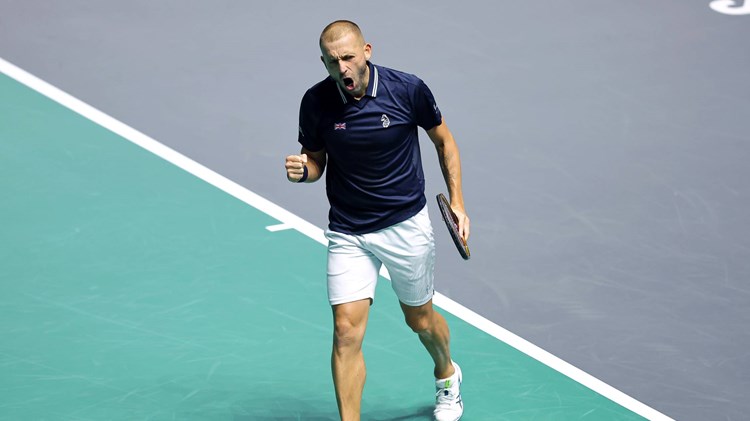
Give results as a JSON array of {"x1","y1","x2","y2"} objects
[{"x1": 435, "y1": 384, "x2": 460, "y2": 408}]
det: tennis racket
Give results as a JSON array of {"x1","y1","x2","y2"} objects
[{"x1": 436, "y1": 193, "x2": 470, "y2": 260}]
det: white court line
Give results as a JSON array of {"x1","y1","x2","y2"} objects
[
  {"x1": 266, "y1": 223, "x2": 294, "y2": 232},
  {"x1": 0, "y1": 56, "x2": 673, "y2": 421}
]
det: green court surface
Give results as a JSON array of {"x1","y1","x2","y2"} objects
[{"x1": 0, "y1": 73, "x2": 646, "y2": 420}]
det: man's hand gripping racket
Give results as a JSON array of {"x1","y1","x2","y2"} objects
[{"x1": 436, "y1": 193, "x2": 471, "y2": 260}]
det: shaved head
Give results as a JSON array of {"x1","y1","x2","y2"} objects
[{"x1": 319, "y1": 20, "x2": 365, "y2": 49}]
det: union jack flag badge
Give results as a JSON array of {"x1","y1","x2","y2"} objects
[{"x1": 334, "y1": 123, "x2": 346, "y2": 130}]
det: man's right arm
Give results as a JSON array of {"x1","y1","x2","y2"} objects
[{"x1": 285, "y1": 147, "x2": 326, "y2": 183}]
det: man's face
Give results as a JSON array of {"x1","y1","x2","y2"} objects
[{"x1": 320, "y1": 32, "x2": 372, "y2": 99}]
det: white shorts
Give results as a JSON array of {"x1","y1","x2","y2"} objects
[{"x1": 325, "y1": 205, "x2": 436, "y2": 307}]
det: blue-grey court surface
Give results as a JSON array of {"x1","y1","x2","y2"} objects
[{"x1": 1, "y1": 1, "x2": 749, "y2": 420}]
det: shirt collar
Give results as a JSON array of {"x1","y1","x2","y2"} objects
[{"x1": 365, "y1": 61, "x2": 379, "y2": 98}]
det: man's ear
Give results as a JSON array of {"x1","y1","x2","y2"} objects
[{"x1": 364, "y1": 43, "x2": 372, "y2": 61}]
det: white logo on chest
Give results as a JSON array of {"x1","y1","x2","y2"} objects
[{"x1": 381, "y1": 114, "x2": 390, "y2": 128}]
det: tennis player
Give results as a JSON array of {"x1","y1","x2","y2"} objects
[{"x1": 285, "y1": 20, "x2": 470, "y2": 421}]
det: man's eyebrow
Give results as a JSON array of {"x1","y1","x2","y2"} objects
[{"x1": 326, "y1": 53, "x2": 355, "y2": 62}]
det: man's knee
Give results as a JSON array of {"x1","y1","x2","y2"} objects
[
  {"x1": 405, "y1": 310, "x2": 433, "y2": 334},
  {"x1": 332, "y1": 300, "x2": 370, "y2": 351},
  {"x1": 333, "y1": 318, "x2": 366, "y2": 349}
]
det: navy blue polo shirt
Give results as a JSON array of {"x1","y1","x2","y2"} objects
[{"x1": 298, "y1": 62, "x2": 443, "y2": 234}]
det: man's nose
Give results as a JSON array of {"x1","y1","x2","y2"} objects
[{"x1": 338, "y1": 61, "x2": 348, "y2": 75}]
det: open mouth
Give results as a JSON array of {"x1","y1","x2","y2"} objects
[{"x1": 343, "y1": 77, "x2": 355, "y2": 91}]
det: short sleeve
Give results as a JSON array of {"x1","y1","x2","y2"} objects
[
  {"x1": 413, "y1": 79, "x2": 443, "y2": 130},
  {"x1": 298, "y1": 90, "x2": 324, "y2": 152}
]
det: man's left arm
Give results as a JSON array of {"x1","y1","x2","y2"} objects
[{"x1": 427, "y1": 117, "x2": 470, "y2": 241}]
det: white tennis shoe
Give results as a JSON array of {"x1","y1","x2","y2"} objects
[{"x1": 434, "y1": 361, "x2": 463, "y2": 421}]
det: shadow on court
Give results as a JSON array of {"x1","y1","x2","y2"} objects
[
  {"x1": 233, "y1": 406, "x2": 433, "y2": 421},
  {"x1": 367, "y1": 405, "x2": 434, "y2": 420},
  {"x1": 229, "y1": 399, "x2": 433, "y2": 420},
  {"x1": 229, "y1": 402, "x2": 432, "y2": 420}
]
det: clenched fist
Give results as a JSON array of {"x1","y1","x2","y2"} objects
[{"x1": 285, "y1": 153, "x2": 308, "y2": 182}]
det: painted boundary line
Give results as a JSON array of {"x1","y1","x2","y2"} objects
[{"x1": 0, "y1": 56, "x2": 673, "y2": 421}]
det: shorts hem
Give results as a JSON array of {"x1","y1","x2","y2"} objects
[
  {"x1": 397, "y1": 291, "x2": 434, "y2": 307},
  {"x1": 329, "y1": 293, "x2": 375, "y2": 306}
]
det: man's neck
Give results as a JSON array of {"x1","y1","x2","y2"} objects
[{"x1": 352, "y1": 65, "x2": 370, "y2": 101}]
